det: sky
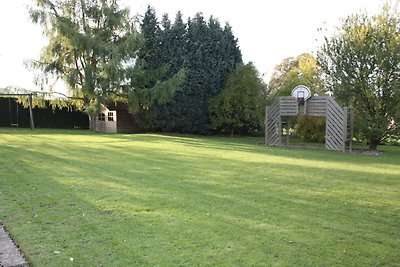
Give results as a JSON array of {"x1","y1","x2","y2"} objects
[{"x1": 0, "y1": 0, "x2": 385, "y2": 92}]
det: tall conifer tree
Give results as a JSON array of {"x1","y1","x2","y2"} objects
[{"x1": 134, "y1": 7, "x2": 242, "y2": 133}]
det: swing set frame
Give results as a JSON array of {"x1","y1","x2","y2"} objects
[{"x1": 0, "y1": 93, "x2": 35, "y2": 130}]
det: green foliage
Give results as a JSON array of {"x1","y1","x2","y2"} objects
[
  {"x1": 29, "y1": 0, "x2": 141, "y2": 113},
  {"x1": 17, "y1": 95, "x2": 85, "y2": 111},
  {"x1": 137, "y1": 6, "x2": 162, "y2": 71},
  {"x1": 30, "y1": 3, "x2": 243, "y2": 134},
  {"x1": 129, "y1": 6, "x2": 185, "y2": 114},
  {"x1": 129, "y1": 6, "x2": 186, "y2": 129},
  {"x1": 209, "y1": 63, "x2": 266, "y2": 136},
  {"x1": 294, "y1": 116, "x2": 326, "y2": 143},
  {"x1": 318, "y1": 3, "x2": 400, "y2": 150},
  {"x1": 127, "y1": 67, "x2": 185, "y2": 113},
  {"x1": 170, "y1": 15, "x2": 242, "y2": 134},
  {"x1": 134, "y1": 8, "x2": 242, "y2": 134},
  {"x1": 268, "y1": 53, "x2": 324, "y2": 99}
]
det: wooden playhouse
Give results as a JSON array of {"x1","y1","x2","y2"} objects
[{"x1": 90, "y1": 102, "x2": 135, "y2": 133}]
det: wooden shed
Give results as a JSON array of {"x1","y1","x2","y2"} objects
[{"x1": 90, "y1": 103, "x2": 135, "y2": 133}]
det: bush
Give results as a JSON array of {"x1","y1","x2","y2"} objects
[{"x1": 294, "y1": 116, "x2": 325, "y2": 143}]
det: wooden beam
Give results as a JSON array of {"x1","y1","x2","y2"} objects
[
  {"x1": 28, "y1": 94, "x2": 35, "y2": 130},
  {"x1": 265, "y1": 106, "x2": 268, "y2": 145},
  {"x1": 0, "y1": 93, "x2": 32, "y2": 96},
  {"x1": 343, "y1": 107, "x2": 348, "y2": 152}
]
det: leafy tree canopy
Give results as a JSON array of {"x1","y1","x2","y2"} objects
[
  {"x1": 268, "y1": 53, "x2": 324, "y2": 99},
  {"x1": 209, "y1": 63, "x2": 266, "y2": 136},
  {"x1": 318, "y1": 3, "x2": 400, "y2": 149},
  {"x1": 29, "y1": 0, "x2": 141, "y2": 114}
]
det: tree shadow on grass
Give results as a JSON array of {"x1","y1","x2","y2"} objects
[
  {"x1": 1, "y1": 142, "x2": 399, "y2": 266},
  {"x1": 2, "y1": 127, "x2": 399, "y2": 164}
]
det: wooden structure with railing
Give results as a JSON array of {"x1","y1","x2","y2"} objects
[{"x1": 265, "y1": 96, "x2": 353, "y2": 152}]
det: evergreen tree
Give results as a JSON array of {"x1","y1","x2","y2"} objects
[
  {"x1": 152, "y1": 12, "x2": 188, "y2": 131},
  {"x1": 130, "y1": 6, "x2": 184, "y2": 129},
  {"x1": 138, "y1": 5, "x2": 162, "y2": 71},
  {"x1": 134, "y1": 8, "x2": 242, "y2": 134},
  {"x1": 172, "y1": 14, "x2": 242, "y2": 134}
]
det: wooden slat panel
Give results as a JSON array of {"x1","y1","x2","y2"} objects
[
  {"x1": 327, "y1": 114, "x2": 344, "y2": 134},
  {"x1": 326, "y1": 136, "x2": 342, "y2": 151},
  {"x1": 327, "y1": 104, "x2": 343, "y2": 119},
  {"x1": 280, "y1": 112, "x2": 298, "y2": 116},
  {"x1": 327, "y1": 103, "x2": 344, "y2": 129},
  {"x1": 326, "y1": 133, "x2": 340, "y2": 151},
  {"x1": 306, "y1": 97, "x2": 327, "y2": 116},
  {"x1": 267, "y1": 120, "x2": 280, "y2": 143},
  {"x1": 279, "y1": 97, "x2": 297, "y2": 117},
  {"x1": 325, "y1": 97, "x2": 345, "y2": 151},
  {"x1": 328, "y1": 113, "x2": 343, "y2": 130},
  {"x1": 326, "y1": 124, "x2": 343, "y2": 150},
  {"x1": 326, "y1": 124, "x2": 343, "y2": 146},
  {"x1": 265, "y1": 98, "x2": 281, "y2": 146},
  {"x1": 326, "y1": 126, "x2": 343, "y2": 146},
  {"x1": 266, "y1": 96, "x2": 349, "y2": 152},
  {"x1": 268, "y1": 108, "x2": 280, "y2": 119},
  {"x1": 265, "y1": 106, "x2": 269, "y2": 145},
  {"x1": 327, "y1": 113, "x2": 344, "y2": 134}
]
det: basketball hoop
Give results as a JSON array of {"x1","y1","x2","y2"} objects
[
  {"x1": 291, "y1": 85, "x2": 311, "y2": 105},
  {"x1": 296, "y1": 91, "x2": 305, "y2": 104}
]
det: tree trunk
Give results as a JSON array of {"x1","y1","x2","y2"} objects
[
  {"x1": 369, "y1": 138, "x2": 379, "y2": 151},
  {"x1": 88, "y1": 113, "x2": 96, "y2": 131},
  {"x1": 230, "y1": 128, "x2": 235, "y2": 137}
]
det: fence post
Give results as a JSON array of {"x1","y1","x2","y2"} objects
[
  {"x1": 349, "y1": 109, "x2": 354, "y2": 152},
  {"x1": 28, "y1": 93, "x2": 35, "y2": 130},
  {"x1": 265, "y1": 106, "x2": 268, "y2": 145},
  {"x1": 343, "y1": 107, "x2": 348, "y2": 152}
]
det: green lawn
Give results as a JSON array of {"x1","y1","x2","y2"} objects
[{"x1": 0, "y1": 128, "x2": 399, "y2": 266}]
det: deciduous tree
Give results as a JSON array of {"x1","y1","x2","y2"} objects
[
  {"x1": 268, "y1": 53, "x2": 323, "y2": 98},
  {"x1": 318, "y1": 3, "x2": 400, "y2": 150},
  {"x1": 209, "y1": 63, "x2": 266, "y2": 136},
  {"x1": 29, "y1": 0, "x2": 140, "y2": 118}
]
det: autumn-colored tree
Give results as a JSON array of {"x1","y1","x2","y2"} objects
[{"x1": 268, "y1": 53, "x2": 324, "y2": 99}]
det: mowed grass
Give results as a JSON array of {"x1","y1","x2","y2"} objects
[{"x1": 0, "y1": 128, "x2": 399, "y2": 266}]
